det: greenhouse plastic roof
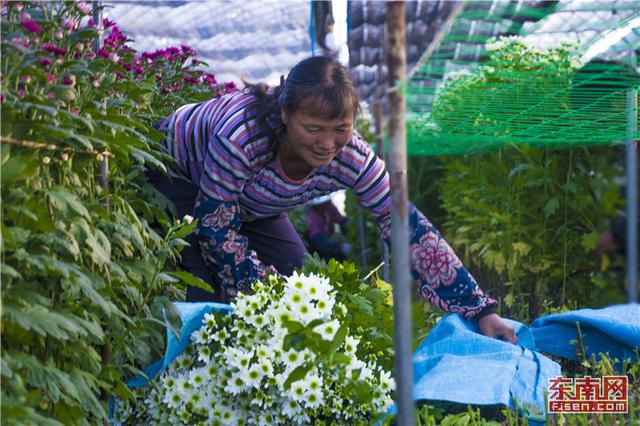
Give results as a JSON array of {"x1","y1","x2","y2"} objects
[{"x1": 104, "y1": 0, "x2": 311, "y2": 86}]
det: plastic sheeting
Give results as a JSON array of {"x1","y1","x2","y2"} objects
[
  {"x1": 530, "y1": 303, "x2": 640, "y2": 371},
  {"x1": 407, "y1": 314, "x2": 560, "y2": 424},
  {"x1": 126, "y1": 302, "x2": 231, "y2": 388}
]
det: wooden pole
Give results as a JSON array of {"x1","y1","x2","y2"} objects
[
  {"x1": 374, "y1": 102, "x2": 390, "y2": 282},
  {"x1": 626, "y1": 49, "x2": 638, "y2": 302},
  {"x1": 386, "y1": 2, "x2": 414, "y2": 425}
]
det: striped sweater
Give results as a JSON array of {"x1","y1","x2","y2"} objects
[{"x1": 160, "y1": 90, "x2": 496, "y2": 318}]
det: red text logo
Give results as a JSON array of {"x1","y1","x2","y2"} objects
[{"x1": 548, "y1": 375, "x2": 628, "y2": 413}]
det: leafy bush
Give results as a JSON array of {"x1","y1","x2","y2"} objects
[
  {"x1": 431, "y1": 38, "x2": 625, "y2": 320},
  {"x1": 1, "y1": 2, "x2": 232, "y2": 423}
]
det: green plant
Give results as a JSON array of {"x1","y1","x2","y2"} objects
[
  {"x1": 432, "y1": 38, "x2": 625, "y2": 321},
  {"x1": 1, "y1": 2, "x2": 228, "y2": 423}
]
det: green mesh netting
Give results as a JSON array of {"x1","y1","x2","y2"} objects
[{"x1": 406, "y1": 2, "x2": 640, "y2": 156}]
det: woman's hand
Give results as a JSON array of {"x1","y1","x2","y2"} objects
[{"x1": 478, "y1": 313, "x2": 518, "y2": 343}]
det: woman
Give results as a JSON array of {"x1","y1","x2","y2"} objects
[{"x1": 151, "y1": 56, "x2": 517, "y2": 342}]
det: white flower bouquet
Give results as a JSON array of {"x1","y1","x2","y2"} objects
[{"x1": 115, "y1": 271, "x2": 394, "y2": 425}]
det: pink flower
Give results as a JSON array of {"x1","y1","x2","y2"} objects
[
  {"x1": 92, "y1": 79, "x2": 100, "y2": 88},
  {"x1": 20, "y1": 75, "x2": 31, "y2": 84},
  {"x1": 54, "y1": 30, "x2": 63, "y2": 40},
  {"x1": 74, "y1": 0, "x2": 91, "y2": 15},
  {"x1": 43, "y1": 43, "x2": 66, "y2": 56},
  {"x1": 14, "y1": 2, "x2": 23, "y2": 12},
  {"x1": 85, "y1": 50, "x2": 96, "y2": 60},
  {"x1": 47, "y1": 92, "x2": 55, "y2": 100},
  {"x1": 20, "y1": 18, "x2": 42, "y2": 33},
  {"x1": 39, "y1": 56, "x2": 52, "y2": 67},
  {"x1": 411, "y1": 232, "x2": 462, "y2": 288},
  {"x1": 224, "y1": 82, "x2": 237, "y2": 93},
  {"x1": 62, "y1": 18, "x2": 78, "y2": 31},
  {"x1": 18, "y1": 88, "x2": 26, "y2": 97},
  {"x1": 45, "y1": 73, "x2": 56, "y2": 85},
  {"x1": 11, "y1": 37, "x2": 30, "y2": 49},
  {"x1": 62, "y1": 75, "x2": 75, "y2": 86},
  {"x1": 108, "y1": 52, "x2": 120, "y2": 62}
]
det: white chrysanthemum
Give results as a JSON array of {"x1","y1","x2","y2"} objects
[
  {"x1": 282, "y1": 289, "x2": 309, "y2": 308},
  {"x1": 163, "y1": 387, "x2": 183, "y2": 409},
  {"x1": 287, "y1": 379, "x2": 307, "y2": 403},
  {"x1": 281, "y1": 398, "x2": 302, "y2": 420},
  {"x1": 250, "y1": 313, "x2": 268, "y2": 329},
  {"x1": 258, "y1": 412, "x2": 276, "y2": 425},
  {"x1": 213, "y1": 327, "x2": 229, "y2": 343},
  {"x1": 189, "y1": 367, "x2": 207, "y2": 388},
  {"x1": 242, "y1": 365, "x2": 264, "y2": 388},
  {"x1": 292, "y1": 299, "x2": 316, "y2": 324},
  {"x1": 313, "y1": 319, "x2": 340, "y2": 341},
  {"x1": 344, "y1": 335, "x2": 360, "y2": 355},
  {"x1": 304, "y1": 387, "x2": 324, "y2": 409},
  {"x1": 280, "y1": 348, "x2": 304, "y2": 369},
  {"x1": 224, "y1": 373, "x2": 247, "y2": 395},
  {"x1": 271, "y1": 304, "x2": 294, "y2": 327},
  {"x1": 197, "y1": 345, "x2": 212, "y2": 363},
  {"x1": 314, "y1": 296, "x2": 335, "y2": 318},
  {"x1": 191, "y1": 326, "x2": 212, "y2": 345},
  {"x1": 379, "y1": 369, "x2": 395, "y2": 392},
  {"x1": 257, "y1": 359, "x2": 274, "y2": 377},
  {"x1": 306, "y1": 372, "x2": 322, "y2": 392},
  {"x1": 203, "y1": 311, "x2": 217, "y2": 329}
]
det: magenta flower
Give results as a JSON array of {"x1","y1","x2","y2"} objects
[
  {"x1": 62, "y1": 75, "x2": 75, "y2": 86},
  {"x1": 45, "y1": 73, "x2": 56, "y2": 85},
  {"x1": 18, "y1": 88, "x2": 26, "y2": 98},
  {"x1": 20, "y1": 18, "x2": 42, "y2": 33},
  {"x1": 224, "y1": 82, "x2": 237, "y2": 93},
  {"x1": 20, "y1": 75, "x2": 32, "y2": 84},
  {"x1": 47, "y1": 92, "x2": 55, "y2": 100},
  {"x1": 39, "y1": 56, "x2": 52, "y2": 67},
  {"x1": 43, "y1": 43, "x2": 66, "y2": 56},
  {"x1": 54, "y1": 30, "x2": 63, "y2": 40}
]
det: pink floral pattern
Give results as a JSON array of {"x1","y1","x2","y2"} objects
[
  {"x1": 411, "y1": 232, "x2": 462, "y2": 289},
  {"x1": 378, "y1": 203, "x2": 496, "y2": 318}
]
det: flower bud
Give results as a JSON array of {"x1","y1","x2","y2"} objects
[
  {"x1": 96, "y1": 153, "x2": 104, "y2": 162},
  {"x1": 182, "y1": 215, "x2": 194, "y2": 224},
  {"x1": 42, "y1": 156, "x2": 51, "y2": 164}
]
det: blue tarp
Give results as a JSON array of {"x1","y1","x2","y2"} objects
[
  {"x1": 127, "y1": 302, "x2": 231, "y2": 388},
  {"x1": 408, "y1": 314, "x2": 560, "y2": 424},
  {"x1": 530, "y1": 303, "x2": 640, "y2": 371}
]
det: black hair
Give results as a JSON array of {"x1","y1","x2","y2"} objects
[{"x1": 243, "y1": 56, "x2": 360, "y2": 157}]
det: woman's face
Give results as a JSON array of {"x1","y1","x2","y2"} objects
[{"x1": 280, "y1": 108, "x2": 354, "y2": 171}]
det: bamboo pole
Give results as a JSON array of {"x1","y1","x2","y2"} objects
[
  {"x1": 386, "y1": 2, "x2": 414, "y2": 425},
  {"x1": 626, "y1": 49, "x2": 638, "y2": 302}
]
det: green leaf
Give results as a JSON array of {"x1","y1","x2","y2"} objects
[
  {"x1": 282, "y1": 320, "x2": 305, "y2": 334},
  {"x1": 0, "y1": 154, "x2": 39, "y2": 183},
  {"x1": 0, "y1": 262, "x2": 22, "y2": 280},
  {"x1": 45, "y1": 188, "x2": 90, "y2": 219},
  {"x1": 69, "y1": 369, "x2": 106, "y2": 419},
  {"x1": 283, "y1": 364, "x2": 313, "y2": 390},
  {"x1": 3, "y1": 303, "x2": 87, "y2": 341},
  {"x1": 328, "y1": 324, "x2": 349, "y2": 356},
  {"x1": 167, "y1": 271, "x2": 214, "y2": 293},
  {"x1": 543, "y1": 197, "x2": 560, "y2": 218}
]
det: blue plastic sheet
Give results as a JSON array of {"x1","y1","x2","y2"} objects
[
  {"x1": 408, "y1": 314, "x2": 560, "y2": 424},
  {"x1": 127, "y1": 302, "x2": 231, "y2": 388},
  {"x1": 530, "y1": 303, "x2": 640, "y2": 371}
]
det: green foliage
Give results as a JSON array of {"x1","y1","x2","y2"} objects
[
  {"x1": 432, "y1": 38, "x2": 626, "y2": 320},
  {"x1": 1, "y1": 2, "x2": 224, "y2": 423}
]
